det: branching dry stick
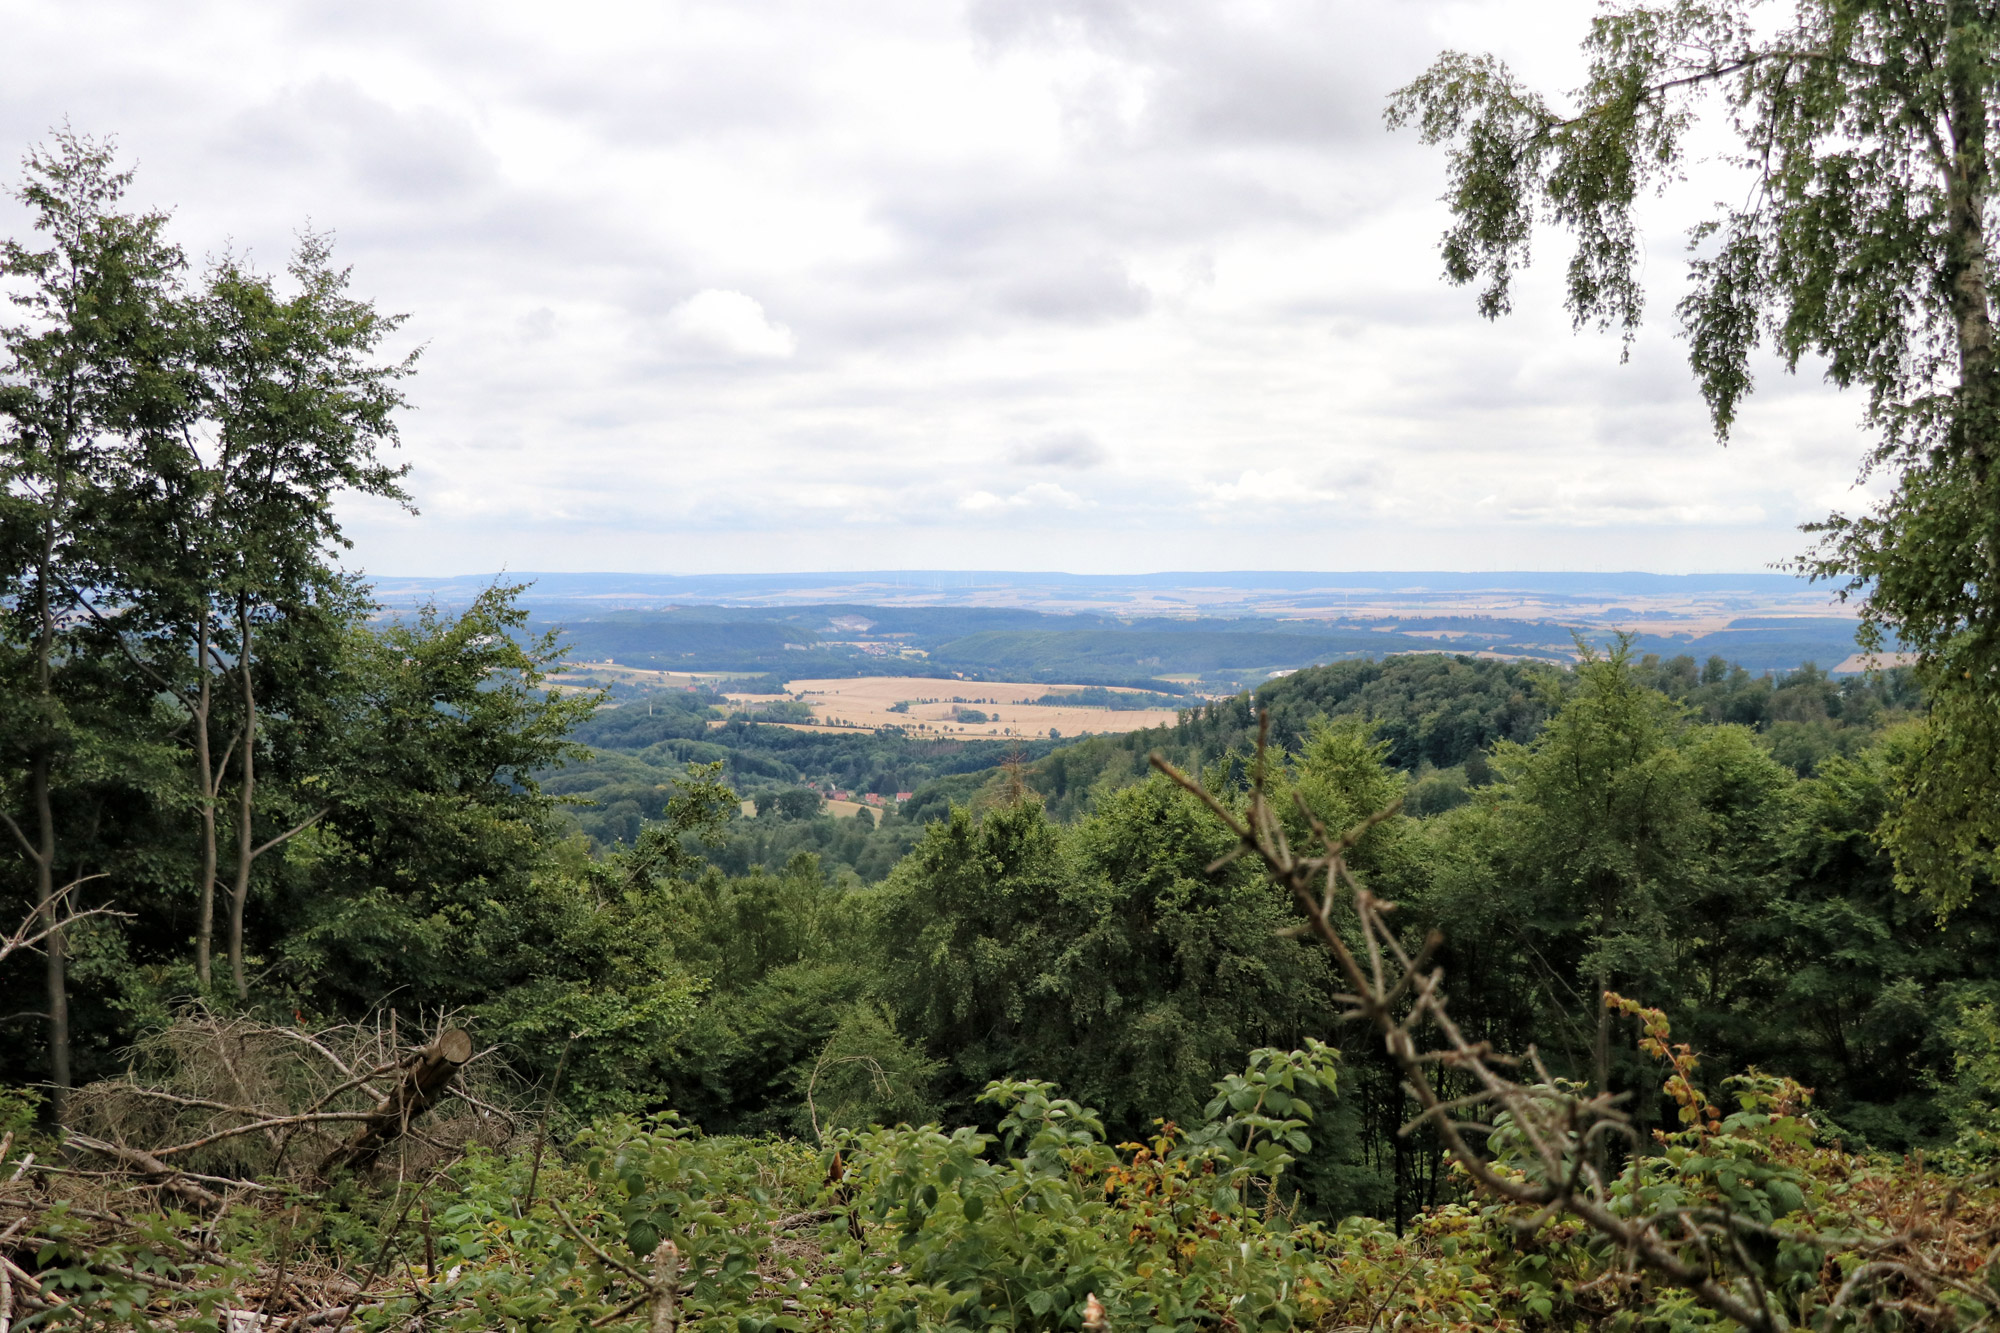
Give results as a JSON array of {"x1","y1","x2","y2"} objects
[
  {"x1": 0, "y1": 878, "x2": 124, "y2": 969},
  {"x1": 1150, "y1": 713, "x2": 1785, "y2": 1333},
  {"x1": 266, "y1": 1027, "x2": 391, "y2": 1099},
  {"x1": 550, "y1": 1200, "x2": 651, "y2": 1286},
  {"x1": 523, "y1": 1033, "x2": 575, "y2": 1213},
  {"x1": 271, "y1": 1057, "x2": 408, "y2": 1173}
]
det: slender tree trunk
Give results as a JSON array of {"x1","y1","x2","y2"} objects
[
  {"x1": 229, "y1": 595, "x2": 257, "y2": 1000},
  {"x1": 31, "y1": 754, "x2": 65, "y2": 1124},
  {"x1": 194, "y1": 617, "x2": 217, "y2": 989},
  {"x1": 1945, "y1": 3, "x2": 1997, "y2": 450},
  {"x1": 1594, "y1": 967, "x2": 1611, "y2": 1097},
  {"x1": 1392, "y1": 1118, "x2": 1407, "y2": 1238},
  {"x1": 32, "y1": 510, "x2": 68, "y2": 1123}
]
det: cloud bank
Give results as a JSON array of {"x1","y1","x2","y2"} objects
[{"x1": 0, "y1": 0, "x2": 1876, "y2": 574}]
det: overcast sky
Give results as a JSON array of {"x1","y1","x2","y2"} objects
[{"x1": 0, "y1": 0, "x2": 1879, "y2": 576}]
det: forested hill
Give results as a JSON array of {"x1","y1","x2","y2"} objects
[
  {"x1": 544, "y1": 649, "x2": 1921, "y2": 889},
  {"x1": 525, "y1": 639, "x2": 1979, "y2": 1192},
  {"x1": 896, "y1": 650, "x2": 1918, "y2": 825}
]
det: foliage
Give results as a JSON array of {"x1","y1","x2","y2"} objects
[
  {"x1": 11, "y1": 122, "x2": 2000, "y2": 1333},
  {"x1": 1389, "y1": 0, "x2": 2000, "y2": 909},
  {"x1": 871, "y1": 783, "x2": 1342, "y2": 1139}
]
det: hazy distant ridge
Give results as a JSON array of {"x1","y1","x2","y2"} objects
[{"x1": 373, "y1": 569, "x2": 1812, "y2": 608}]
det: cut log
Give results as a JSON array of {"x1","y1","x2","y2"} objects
[{"x1": 314, "y1": 1029, "x2": 473, "y2": 1181}]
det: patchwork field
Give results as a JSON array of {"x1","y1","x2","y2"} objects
[
  {"x1": 760, "y1": 676, "x2": 1185, "y2": 738},
  {"x1": 551, "y1": 662, "x2": 1191, "y2": 737}
]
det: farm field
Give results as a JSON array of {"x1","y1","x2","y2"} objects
[{"x1": 765, "y1": 675, "x2": 1185, "y2": 738}]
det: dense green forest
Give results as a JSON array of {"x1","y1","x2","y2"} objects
[{"x1": 12, "y1": 13, "x2": 2000, "y2": 1319}]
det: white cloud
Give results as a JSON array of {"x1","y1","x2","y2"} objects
[
  {"x1": 1200, "y1": 468, "x2": 1343, "y2": 512},
  {"x1": 664, "y1": 289, "x2": 796, "y2": 359},
  {"x1": 960, "y1": 482, "x2": 1091, "y2": 511}
]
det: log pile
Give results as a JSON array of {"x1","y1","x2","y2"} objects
[{"x1": 0, "y1": 1010, "x2": 522, "y2": 1330}]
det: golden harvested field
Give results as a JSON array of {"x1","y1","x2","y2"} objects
[
  {"x1": 549, "y1": 664, "x2": 1189, "y2": 738},
  {"x1": 750, "y1": 677, "x2": 1185, "y2": 739}
]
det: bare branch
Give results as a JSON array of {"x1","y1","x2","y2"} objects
[
  {"x1": 250, "y1": 809, "x2": 328, "y2": 861},
  {"x1": 0, "y1": 877, "x2": 124, "y2": 968}
]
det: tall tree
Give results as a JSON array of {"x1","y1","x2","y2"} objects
[
  {"x1": 0, "y1": 131, "x2": 186, "y2": 1117},
  {"x1": 175, "y1": 237, "x2": 415, "y2": 996},
  {"x1": 1492, "y1": 645, "x2": 1704, "y2": 1096},
  {"x1": 1388, "y1": 0, "x2": 2000, "y2": 909}
]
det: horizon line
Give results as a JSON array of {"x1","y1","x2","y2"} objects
[{"x1": 366, "y1": 567, "x2": 1810, "y2": 583}]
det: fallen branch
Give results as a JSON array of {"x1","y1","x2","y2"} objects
[
  {"x1": 63, "y1": 1134, "x2": 222, "y2": 1209},
  {"x1": 0, "y1": 877, "x2": 126, "y2": 968}
]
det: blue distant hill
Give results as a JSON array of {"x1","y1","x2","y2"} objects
[
  {"x1": 365, "y1": 570, "x2": 1869, "y2": 682},
  {"x1": 371, "y1": 568, "x2": 1810, "y2": 608}
]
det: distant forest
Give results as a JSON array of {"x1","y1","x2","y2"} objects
[{"x1": 522, "y1": 601, "x2": 1882, "y2": 686}]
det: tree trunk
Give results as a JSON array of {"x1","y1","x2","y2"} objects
[
  {"x1": 1593, "y1": 965, "x2": 1612, "y2": 1188},
  {"x1": 315, "y1": 1029, "x2": 474, "y2": 1180},
  {"x1": 33, "y1": 505, "x2": 68, "y2": 1125},
  {"x1": 229, "y1": 595, "x2": 256, "y2": 1001},
  {"x1": 1594, "y1": 967, "x2": 1611, "y2": 1096},
  {"x1": 1945, "y1": 0, "x2": 1998, "y2": 460},
  {"x1": 31, "y1": 755, "x2": 66, "y2": 1126},
  {"x1": 194, "y1": 617, "x2": 217, "y2": 989},
  {"x1": 1942, "y1": 0, "x2": 2000, "y2": 638}
]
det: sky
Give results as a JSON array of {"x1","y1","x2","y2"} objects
[{"x1": 0, "y1": 0, "x2": 1882, "y2": 577}]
